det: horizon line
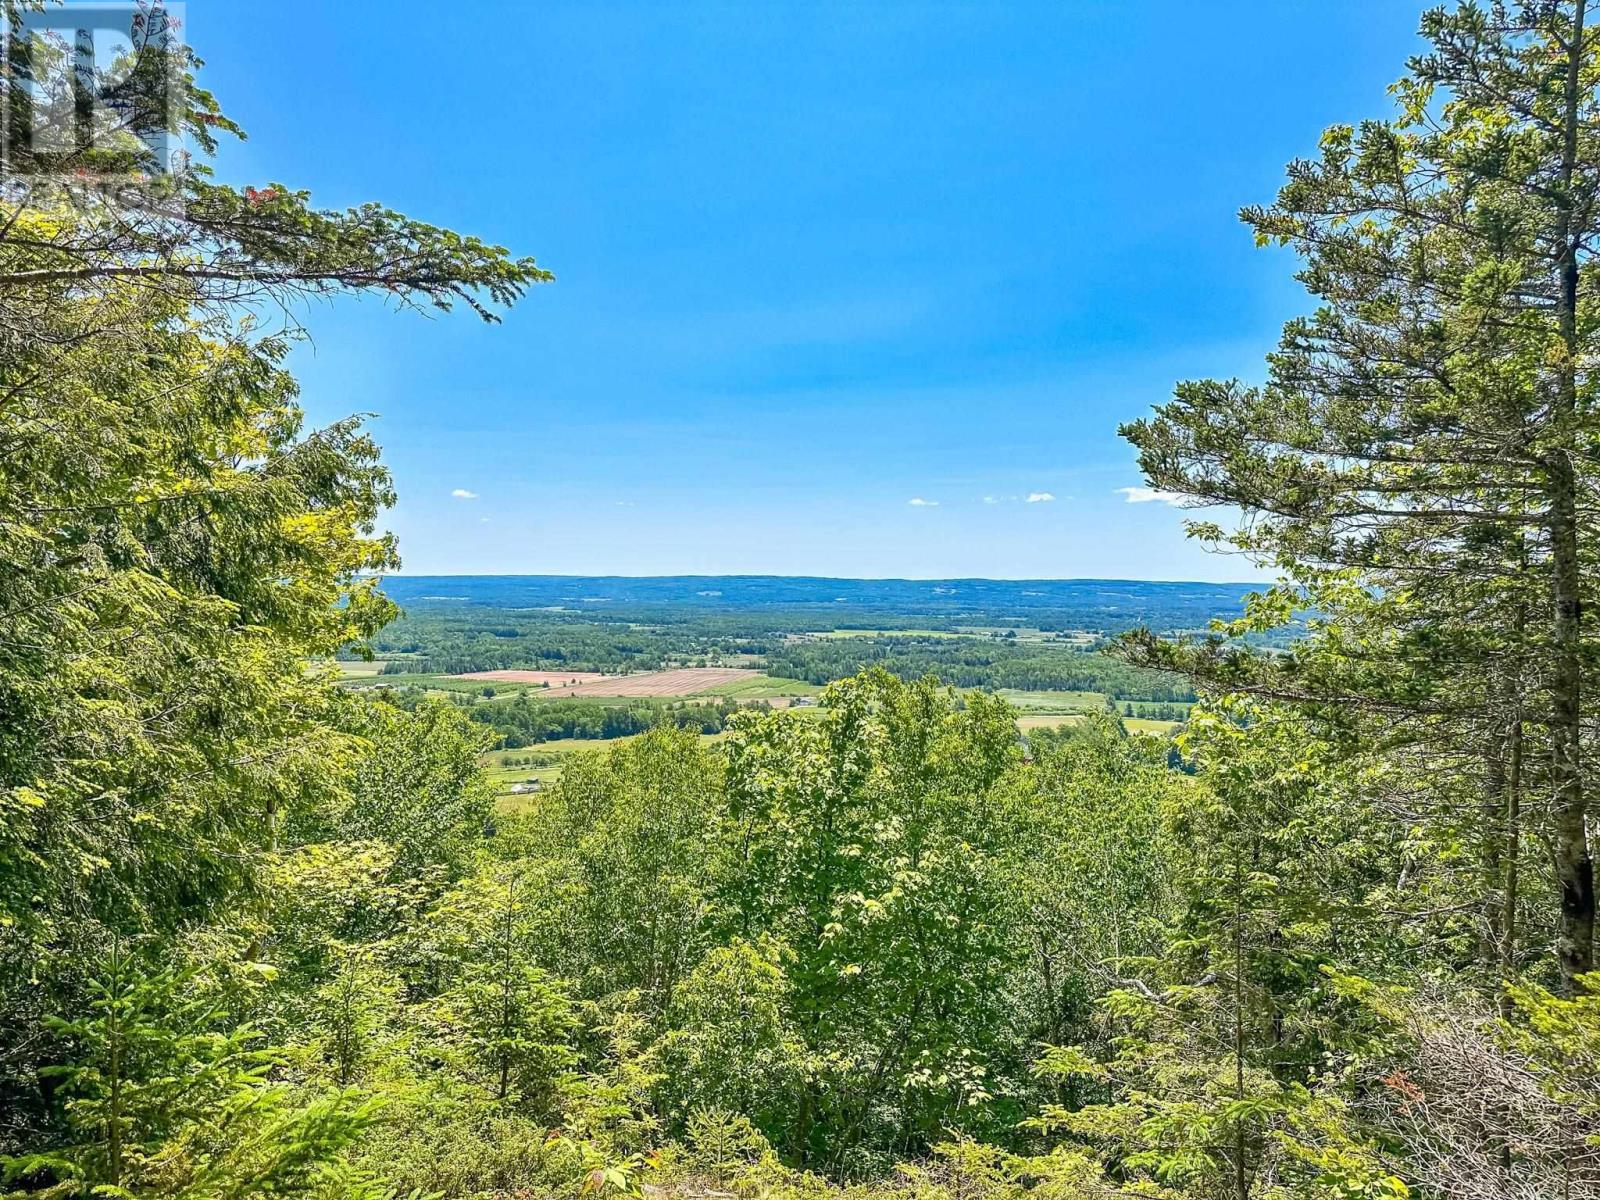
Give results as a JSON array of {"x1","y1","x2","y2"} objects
[{"x1": 370, "y1": 571, "x2": 1268, "y2": 586}]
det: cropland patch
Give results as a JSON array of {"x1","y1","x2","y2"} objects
[
  {"x1": 995, "y1": 688, "x2": 1108, "y2": 712},
  {"x1": 1017, "y1": 714, "x2": 1085, "y2": 731},
  {"x1": 453, "y1": 669, "x2": 609, "y2": 686},
  {"x1": 335, "y1": 660, "x2": 388, "y2": 676},
  {"x1": 556, "y1": 667, "x2": 762, "y2": 697},
  {"x1": 1125, "y1": 717, "x2": 1183, "y2": 736},
  {"x1": 699, "y1": 675, "x2": 822, "y2": 700}
]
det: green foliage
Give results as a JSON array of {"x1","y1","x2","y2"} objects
[
  {"x1": 310, "y1": 952, "x2": 398, "y2": 1089},
  {"x1": 715, "y1": 674, "x2": 1028, "y2": 1170},
  {"x1": 528, "y1": 728, "x2": 723, "y2": 1004},
  {"x1": 658, "y1": 939, "x2": 801, "y2": 1133},
  {"x1": 1, "y1": 946, "x2": 382, "y2": 1199},
  {"x1": 426, "y1": 867, "x2": 577, "y2": 1107},
  {"x1": 300, "y1": 694, "x2": 496, "y2": 880},
  {"x1": 469, "y1": 690, "x2": 744, "y2": 747},
  {"x1": 765, "y1": 637, "x2": 1195, "y2": 699},
  {"x1": 17, "y1": 4, "x2": 1600, "y2": 1199},
  {"x1": 294, "y1": 671, "x2": 1187, "y2": 1188},
  {"x1": 0, "y1": 3, "x2": 538, "y2": 1186}
]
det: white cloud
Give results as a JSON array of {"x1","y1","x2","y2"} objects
[
  {"x1": 615, "y1": 500, "x2": 636, "y2": 507},
  {"x1": 1026, "y1": 492, "x2": 1055, "y2": 503},
  {"x1": 451, "y1": 488, "x2": 478, "y2": 500},
  {"x1": 907, "y1": 497, "x2": 940, "y2": 507},
  {"x1": 1118, "y1": 486, "x2": 1185, "y2": 505},
  {"x1": 982, "y1": 495, "x2": 999, "y2": 505}
]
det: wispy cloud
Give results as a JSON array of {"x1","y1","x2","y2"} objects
[
  {"x1": 451, "y1": 488, "x2": 478, "y2": 500},
  {"x1": 907, "y1": 497, "x2": 940, "y2": 507},
  {"x1": 1118, "y1": 485, "x2": 1185, "y2": 505},
  {"x1": 982, "y1": 495, "x2": 999, "y2": 505},
  {"x1": 1025, "y1": 492, "x2": 1055, "y2": 503},
  {"x1": 615, "y1": 500, "x2": 636, "y2": 507}
]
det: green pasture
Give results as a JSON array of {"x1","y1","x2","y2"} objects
[
  {"x1": 1124, "y1": 717, "x2": 1184, "y2": 736},
  {"x1": 993, "y1": 688, "x2": 1108, "y2": 712},
  {"x1": 701, "y1": 675, "x2": 822, "y2": 699}
]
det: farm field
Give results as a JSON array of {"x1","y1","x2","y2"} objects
[
  {"x1": 309, "y1": 660, "x2": 389, "y2": 677},
  {"x1": 994, "y1": 688, "x2": 1108, "y2": 712},
  {"x1": 347, "y1": 599, "x2": 1198, "y2": 772},
  {"x1": 445, "y1": 666, "x2": 771, "y2": 698},
  {"x1": 454, "y1": 669, "x2": 608, "y2": 686},
  {"x1": 1016, "y1": 713, "x2": 1084, "y2": 731},
  {"x1": 1016, "y1": 712, "x2": 1182, "y2": 736},
  {"x1": 698, "y1": 674, "x2": 822, "y2": 700},
  {"x1": 530, "y1": 666, "x2": 763, "y2": 697},
  {"x1": 340, "y1": 672, "x2": 514, "y2": 697},
  {"x1": 1125, "y1": 716, "x2": 1183, "y2": 736}
]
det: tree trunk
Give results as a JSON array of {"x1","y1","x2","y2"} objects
[
  {"x1": 1232, "y1": 844, "x2": 1249, "y2": 1200},
  {"x1": 1551, "y1": 0, "x2": 1594, "y2": 994},
  {"x1": 1483, "y1": 745, "x2": 1508, "y2": 981},
  {"x1": 1501, "y1": 713, "x2": 1523, "y2": 1020}
]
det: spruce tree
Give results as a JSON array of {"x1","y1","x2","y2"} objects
[{"x1": 1124, "y1": 0, "x2": 1600, "y2": 992}]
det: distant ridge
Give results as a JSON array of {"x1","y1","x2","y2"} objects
[{"x1": 374, "y1": 575, "x2": 1260, "y2": 630}]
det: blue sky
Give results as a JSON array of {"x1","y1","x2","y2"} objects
[{"x1": 196, "y1": 1, "x2": 1422, "y2": 581}]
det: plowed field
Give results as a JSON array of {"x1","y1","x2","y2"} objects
[
  {"x1": 556, "y1": 667, "x2": 761, "y2": 697},
  {"x1": 454, "y1": 670, "x2": 609, "y2": 685}
]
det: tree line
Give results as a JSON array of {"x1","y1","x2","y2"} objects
[
  {"x1": 468, "y1": 692, "x2": 746, "y2": 745},
  {"x1": 765, "y1": 638, "x2": 1198, "y2": 700}
]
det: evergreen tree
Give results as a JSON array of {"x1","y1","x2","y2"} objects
[{"x1": 1123, "y1": 0, "x2": 1600, "y2": 993}]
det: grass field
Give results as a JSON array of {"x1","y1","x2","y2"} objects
[
  {"x1": 307, "y1": 660, "x2": 388, "y2": 677},
  {"x1": 1125, "y1": 717, "x2": 1183, "y2": 736},
  {"x1": 699, "y1": 675, "x2": 822, "y2": 700},
  {"x1": 1016, "y1": 713, "x2": 1084, "y2": 731},
  {"x1": 1015, "y1": 713, "x2": 1182, "y2": 736},
  {"x1": 993, "y1": 688, "x2": 1108, "y2": 713},
  {"x1": 334, "y1": 660, "x2": 388, "y2": 676},
  {"x1": 483, "y1": 739, "x2": 606, "y2": 810}
]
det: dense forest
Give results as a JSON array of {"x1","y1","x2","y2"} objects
[
  {"x1": 368, "y1": 681, "x2": 749, "y2": 745},
  {"x1": 762, "y1": 637, "x2": 1196, "y2": 699},
  {"x1": 362, "y1": 606, "x2": 1194, "y2": 701},
  {"x1": 6, "y1": 4, "x2": 1600, "y2": 1200},
  {"x1": 367, "y1": 612, "x2": 732, "y2": 676},
  {"x1": 468, "y1": 693, "x2": 744, "y2": 745}
]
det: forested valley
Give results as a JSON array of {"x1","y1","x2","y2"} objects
[{"x1": 8, "y1": 3, "x2": 1600, "y2": 1199}]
